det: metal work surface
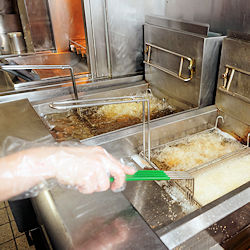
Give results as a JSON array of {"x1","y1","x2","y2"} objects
[
  {"x1": 4, "y1": 52, "x2": 89, "y2": 80},
  {"x1": 159, "y1": 183, "x2": 250, "y2": 249},
  {"x1": 0, "y1": 99, "x2": 50, "y2": 149},
  {"x1": 0, "y1": 74, "x2": 143, "y2": 104}
]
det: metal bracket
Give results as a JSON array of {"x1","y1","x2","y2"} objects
[
  {"x1": 144, "y1": 43, "x2": 195, "y2": 82},
  {"x1": 222, "y1": 64, "x2": 250, "y2": 91},
  {"x1": 0, "y1": 64, "x2": 78, "y2": 100}
]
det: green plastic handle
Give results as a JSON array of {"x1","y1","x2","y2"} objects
[{"x1": 110, "y1": 170, "x2": 170, "y2": 182}]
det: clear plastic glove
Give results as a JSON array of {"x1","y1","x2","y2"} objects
[
  {"x1": 0, "y1": 137, "x2": 136, "y2": 201},
  {"x1": 49, "y1": 146, "x2": 136, "y2": 193}
]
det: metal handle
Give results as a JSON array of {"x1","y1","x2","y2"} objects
[
  {"x1": 143, "y1": 43, "x2": 195, "y2": 82},
  {"x1": 222, "y1": 64, "x2": 250, "y2": 92},
  {"x1": 0, "y1": 64, "x2": 78, "y2": 100},
  {"x1": 50, "y1": 96, "x2": 151, "y2": 161}
]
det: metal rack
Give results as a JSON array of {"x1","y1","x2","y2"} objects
[
  {"x1": 137, "y1": 115, "x2": 250, "y2": 203},
  {"x1": 50, "y1": 96, "x2": 151, "y2": 160},
  {"x1": 146, "y1": 115, "x2": 249, "y2": 171}
]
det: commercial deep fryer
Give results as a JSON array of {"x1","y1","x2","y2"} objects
[
  {"x1": 24, "y1": 33, "x2": 249, "y2": 249},
  {"x1": 31, "y1": 18, "x2": 224, "y2": 143},
  {"x1": 0, "y1": 6, "x2": 249, "y2": 250}
]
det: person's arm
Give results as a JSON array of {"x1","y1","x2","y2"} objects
[{"x1": 0, "y1": 146, "x2": 135, "y2": 201}]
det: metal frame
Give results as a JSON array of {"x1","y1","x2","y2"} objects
[
  {"x1": 146, "y1": 115, "x2": 248, "y2": 173},
  {"x1": 49, "y1": 96, "x2": 151, "y2": 160},
  {"x1": 0, "y1": 65, "x2": 79, "y2": 100},
  {"x1": 144, "y1": 42, "x2": 195, "y2": 82}
]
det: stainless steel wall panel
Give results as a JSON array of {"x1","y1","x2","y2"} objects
[
  {"x1": 106, "y1": 0, "x2": 167, "y2": 77},
  {"x1": 164, "y1": 0, "x2": 250, "y2": 35},
  {"x1": 83, "y1": 0, "x2": 167, "y2": 78}
]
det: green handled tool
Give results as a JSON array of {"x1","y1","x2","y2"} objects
[{"x1": 110, "y1": 170, "x2": 192, "y2": 182}]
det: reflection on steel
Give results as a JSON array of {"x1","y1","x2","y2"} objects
[
  {"x1": 0, "y1": 64, "x2": 78, "y2": 100},
  {"x1": 50, "y1": 96, "x2": 151, "y2": 160},
  {"x1": 222, "y1": 64, "x2": 250, "y2": 91},
  {"x1": 247, "y1": 133, "x2": 250, "y2": 147},
  {"x1": 144, "y1": 43, "x2": 195, "y2": 82},
  {"x1": 215, "y1": 115, "x2": 224, "y2": 129}
]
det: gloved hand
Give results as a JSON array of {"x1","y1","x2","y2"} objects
[
  {"x1": 0, "y1": 144, "x2": 136, "y2": 201},
  {"x1": 50, "y1": 146, "x2": 136, "y2": 193}
]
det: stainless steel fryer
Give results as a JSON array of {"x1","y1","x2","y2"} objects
[
  {"x1": 28, "y1": 33, "x2": 250, "y2": 250},
  {"x1": 29, "y1": 18, "x2": 225, "y2": 143}
]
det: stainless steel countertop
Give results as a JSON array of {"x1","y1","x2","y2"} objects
[{"x1": 0, "y1": 99, "x2": 51, "y2": 149}]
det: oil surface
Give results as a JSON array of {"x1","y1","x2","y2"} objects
[{"x1": 44, "y1": 94, "x2": 178, "y2": 141}]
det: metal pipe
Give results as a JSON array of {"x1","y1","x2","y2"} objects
[
  {"x1": 142, "y1": 101, "x2": 146, "y2": 156},
  {"x1": 103, "y1": 0, "x2": 112, "y2": 78},
  {"x1": 147, "y1": 99, "x2": 151, "y2": 161}
]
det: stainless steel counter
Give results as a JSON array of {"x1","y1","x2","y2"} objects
[{"x1": 0, "y1": 99, "x2": 51, "y2": 149}]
